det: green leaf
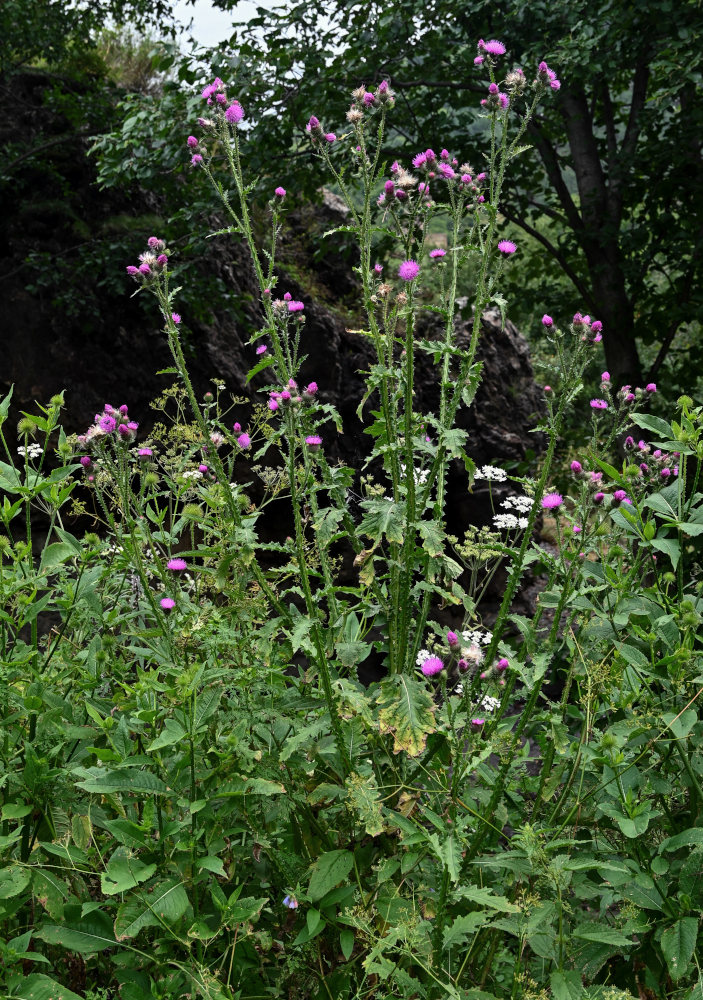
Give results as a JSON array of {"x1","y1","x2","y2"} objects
[
  {"x1": 100, "y1": 848, "x2": 157, "y2": 895},
  {"x1": 39, "y1": 542, "x2": 76, "y2": 573},
  {"x1": 663, "y1": 708, "x2": 697, "y2": 739},
  {"x1": 376, "y1": 675, "x2": 436, "y2": 757},
  {"x1": 147, "y1": 718, "x2": 187, "y2": 751},
  {"x1": 308, "y1": 849, "x2": 354, "y2": 902},
  {"x1": 650, "y1": 537, "x2": 681, "y2": 569},
  {"x1": 2, "y1": 803, "x2": 32, "y2": 820},
  {"x1": 35, "y1": 908, "x2": 117, "y2": 954},
  {"x1": 340, "y1": 928, "x2": 354, "y2": 960},
  {"x1": 246, "y1": 353, "x2": 275, "y2": 383},
  {"x1": 443, "y1": 912, "x2": 486, "y2": 950},
  {"x1": 227, "y1": 895, "x2": 267, "y2": 923},
  {"x1": 456, "y1": 886, "x2": 520, "y2": 912},
  {"x1": 213, "y1": 775, "x2": 286, "y2": 797},
  {"x1": 12, "y1": 974, "x2": 84, "y2": 1000},
  {"x1": 114, "y1": 880, "x2": 189, "y2": 940},
  {"x1": 0, "y1": 863, "x2": 31, "y2": 899},
  {"x1": 358, "y1": 497, "x2": 405, "y2": 544},
  {"x1": 661, "y1": 917, "x2": 698, "y2": 981},
  {"x1": 573, "y1": 924, "x2": 633, "y2": 947},
  {"x1": 659, "y1": 828, "x2": 703, "y2": 853},
  {"x1": 73, "y1": 768, "x2": 168, "y2": 796},
  {"x1": 551, "y1": 970, "x2": 584, "y2": 1000},
  {"x1": 631, "y1": 412, "x2": 674, "y2": 439},
  {"x1": 335, "y1": 640, "x2": 372, "y2": 667}
]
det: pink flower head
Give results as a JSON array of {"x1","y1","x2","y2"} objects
[
  {"x1": 497, "y1": 658, "x2": 509, "y2": 671},
  {"x1": 80, "y1": 455, "x2": 91, "y2": 467},
  {"x1": 601, "y1": 371, "x2": 610, "y2": 382},
  {"x1": 268, "y1": 399, "x2": 278, "y2": 412},
  {"x1": 126, "y1": 265, "x2": 139, "y2": 276},
  {"x1": 362, "y1": 91, "x2": 375, "y2": 106},
  {"x1": 160, "y1": 597, "x2": 176, "y2": 610},
  {"x1": 325, "y1": 133, "x2": 336, "y2": 143},
  {"x1": 283, "y1": 292, "x2": 292, "y2": 301},
  {"x1": 274, "y1": 186, "x2": 286, "y2": 198},
  {"x1": 305, "y1": 435, "x2": 322, "y2": 451},
  {"x1": 398, "y1": 259, "x2": 420, "y2": 281},
  {"x1": 438, "y1": 162, "x2": 456, "y2": 180},
  {"x1": 167, "y1": 558, "x2": 187, "y2": 571},
  {"x1": 256, "y1": 344, "x2": 267, "y2": 355},
  {"x1": 100, "y1": 415, "x2": 116, "y2": 433},
  {"x1": 594, "y1": 491, "x2": 605, "y2": 504},
  {"x1": 541, "y1": 492, "x2": 563, "y2": 510},
  {"x1": 138, "y1": 448, "x2": 153, "y2": 459},
  {"x1": 237, "y1": 432, "x2": 251, "y2": 449},
  {"x1": 661, "y1": 467, "x2": 671, "y2": 479},
  {"x1": 474, "y1": 55, "x2": 484, "y2": 65},
  {"x1": 447, "y1": 630, "x2": 459, "y2": 647},
  {"x1": 191, "y1": 154, "x2": 203, "y2": 165},
  {"x1": 483, "y1": 40, "x2": 506, "y2": 55},
  {"x1": 590, "y1": 320, "x2": 603, "y2": 334},
  {"x1": 138, "y1": 263, "x2": 151, "y2": 275},
  {"x1": 498, "y1": 240, "x2": 516, "y2": 254},
  {"x1": 421, "y1": 655, "x2": 444, "y2": 677},
  {"x1": 288, "y1": 300, "x2": 305, "y2": 312},
  {"x1": 590, "y1": 399, "x2": 608, "y2": 410},
  {"x1": 471, "y1": 718, "x2": 485, "y2": 727},
  {"x1": 187, "y1": 135, "x2": 198, "y2": 148},
  {"x1": 613, "y1": 489, "x2": 630, "y2": 504},
  {"x1": 412, "y1": 151, "x2": 427, "y2": 168},
  {"x1": 645, "y1": 383, "x2": 657, "y2": 393},
  {"x1": 304, "y1": 382, "x2": 318, "y2": 398},
  {"x1": 171, "y1": 313, "x2": 181, "y2": 324},
  {"x1": 198, "y1": 464, "x2": 208, "y2": 473},
  {"x1": 570, "y1": 460, "x2": 582, "y2": 473},
  {"x1": 225, "y1": 102, "x2": 244, "y2": 124},
  {"x1": 156, "y1": 254, "x2": 168, "y2": 266},
  {"x1": 542, "y1": 314, "x2": 553, "y2": 327},
  {"x1": 429, "y1": 248, "x2": 446, "y2": 258}
]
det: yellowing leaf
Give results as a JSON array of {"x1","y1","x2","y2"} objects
[{"x1": 376, "y1": 675, "x2": 436, "y2": 757}]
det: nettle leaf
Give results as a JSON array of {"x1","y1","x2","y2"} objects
[
  {"x1": 661, "y1": 917, "x2": 699, "y2": 981},
  {"x1": 550, "y1": 970, "x2": 584, "y2": 1000},
  {"x1": 308, "y1": 849, "x2": 354, "y2": 902},
  {"x1": 376, "y1": 675, "x2": 436, "y2": 757}
]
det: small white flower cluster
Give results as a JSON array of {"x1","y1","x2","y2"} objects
[
  {"x1": 401, "y1": 464, "x2": 429, "y2": 487},
  {"x1": 493, "y1": 513, "x2": 529, "y2": 530},
  {"x1": 416, "y1": 648, "x2": 432, "y2": 666},
  {"x1": 17, "y1": 443, "x2": 43, "y2": 460},
  {"x1": 502, "y1": 495, "x2": 533, "y2": 513},
  {"x1": 478, "y1": 694, "x2": 501, "y2": 713},
  {"x1": 462, "y1": 628, "x2": 492, "y2": 646},
  {"x1": 181, "y1": 469, "x2": 203, "y2": 481},
  {"x1": 473, "y1": 465, "x2": 507, "y2": 482}
]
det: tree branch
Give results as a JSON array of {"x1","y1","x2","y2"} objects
[
  {"x1": 526, "y1": 120, "x2": 583, "y2": 234},
  {"x1": 500, "y1": 206, "x2": 596, "y2": 311},
  {"x1": 620, "y1": 55, "x2": 650, "y2": 164}
]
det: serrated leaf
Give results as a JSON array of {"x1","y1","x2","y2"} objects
[
  {"x1": 661, "y1": 917, "x2": 698, "y2": 981},
  {"x1": 345, "y1": 771, "x2": 384, "y2": 837},
  {"x1": 550, "y1": 970, "x2": 584, "y2": 1000},
  {"x1": 214, "y1": 775, "x2": 286, "y2": 797},
  {"x1": 39, "y1": 541, "x2": 76, "y2": 573},
  {"x1": 659, "y1": 828, "x2": 703, "y2": 853},
  {"x1": 147, "y1": 718, "x2": 187, "y2": 751},
  {"x1": 101, "y1": 847, "x2": 157, "y2": 895},
  {"x1": 456, "y1": 886, "x2": 520, "y2": 912},
  {"x1": 376, "y1": 675, "x2": 436, "y2": 757},
  {"x1": 308, "y1": 849, "x2": 353, "y2": 902},
  {"x1": 443, "y1": 912, "x2": 486, "y2": 950}
]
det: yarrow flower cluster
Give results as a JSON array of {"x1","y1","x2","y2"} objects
[
  {"x1": 473, "y1": 465, "x2": 508, "y2": 482},
  {"x1": 17, "y1": 443, "x2": 43, "y2": 460}
]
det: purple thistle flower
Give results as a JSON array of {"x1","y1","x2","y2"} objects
[
  {"x1": 570, "y1": 461, "x2": 582, "y2": 473},
  {"x1": 138, "y1": 263, "x2": 151, "y2": 275},
  {"x1": 483, "y1": 39, "x2": 506, "y2": 55},
  {"x1": 412, "y1": 151, "x2": 427, "y2": 168},
  {"x1": 191, "y1": 154, "x2": 203, "y2": 165},
  {"x1": 590, "y1": 399, "x2": 608, "y2": 410},
  {"x1": 100, "y1": 415, "x2": 116, "y2": 433},
  {"x1": 429, "y1": 248, "x2": 446, "y2": 258},
  {"x1": 498, "y1": 240, "x2": 516, "y2": 254},
  {"x1": 160, "y1": 597, "x2": 176, "y2": 610},
  {"x1": 471, "y1": 718, "x2": 485, "y2": 727},
  {"x1": 474, "y1": 55, "x2": 484, "y2": 65},
  {"x1": 237, "y1": 432, "x2": 251, "y2": 449},
  {"x1": 256, "y1": 344, "x2": 268, "y2": 355},
  {"x1": 594, "y1": 491, "x2": 605, "y2": 504},
  {"x1": 590, "y1": 320, "x2": 603, "y2": 333},
  {"x1": 187, "y1": 136, "x2": 198, "y2": 148},
  {"x1": 275, "y1": 186, "x2": 286, "y2": 198},
  {"x1": 225, "y1": 102, "x2": 244, "y2": 124},
  {"x1": 447, "y1": 630, "x2": 459, "y2": 646},
  {"x1": 288, "y1": 300, "x2": 305, "y2": 312},
  {"x1": 541, "y1": 492, "x2": 563, "y2": 510},
  {"x1": 325, "y1": 133, "x2": 336, "y2": 143},
  {"x1": 80, "y1": 455, "x2": 91, "y2": 467},
  {"x1": 126, "y1": 265, "x2": 139, "y2": 276},
  {"x1": 613, "y1": 489, "x2": 630, "y2": 504},
  {"x1": 305, "y1": 435, "x2": 322, "y2": 452},
  {"x1": 167, "y1": 558, "x2": 187, "y2": 571},
  {"x1": 497, "y1": 658, "x2": 509, "y2": 671},
  {"x1": 398, "y1": 260, "x2": 420, "y2": 281},
  {"x1": 646, "y1": 383, "x2": 657, "y2": 393},
  {"x1": 138, "y1": 448, "x2": 153, "y2": 459},
  {"x1": 542, "y1": 314, "x2": 553, "y2": 327},
  {"x1": 172, "y1": 313, "x2": 181, "y2": 324},
  {"x1": 421, "y1": 655, "x2": 444, "y2": 677}
]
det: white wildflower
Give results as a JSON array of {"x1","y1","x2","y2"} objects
[
  {"x1": 181, "y1": 469, "x2": 203, "y2": 481},
  {"x1": 462, "y1": 629, "x2": 492, "y2": 647},
  {"x1": 493, "y1": 513, "x2": 519, "y2": 530},
  {"x1": 478, "y1": 694, "x2": 501, "y2": 713},
  {"x1": 473, "y1": 465, "x2": 507, "y2": 482},
  {"x1": 416, "y1": 648, "x2": 431, "y2": 667},
  {"x1": 502, "y1": 494, "x2": 533, "y2": 513},
  {"x1": 17, "y1": 443, "x2": 43, "y2": 460}
]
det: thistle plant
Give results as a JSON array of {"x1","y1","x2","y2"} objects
[{"x1": 0, "y1": 37, "x2": 702, "y2": 1000}]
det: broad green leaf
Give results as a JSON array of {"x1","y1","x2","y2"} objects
[
  {"x1": 340, "y1": 928, "x2": 354, "y2": 960},
  {"x1": 147, "y1": 718, "x2": 187, "y2": 751},
  {"x1": 39, "y1": 541, "x2": 76, "y2": 573},
  {"x1": 2, "y1": 803, "x2": 32, "y2": 820},
  {"x1": 335, "y1": 640, "x2": 372, "y2": 666},
  {"x1": 0, "y1": 864, "x2": 31, "y2": 899},
  {"x1": 659, "y1": 828, "x2": 703, "y2": 853},
  {"x1": 551, "y1": 970, "x2": 584, "y2": 1000},
  {"x1": 227, "y1": 895, "x2": 267, "y2": 923},
  {"x1": 114, "y1": 880, "x2": 189, "y2": 940},
  {"x1": 308, "y1": 849, "x2": 354, "y2": 902},
  {"x1": 358, "y1": 497, "x2": 404, "y2": 544},
  {"x1": 213, "y1": 775, "x2": 286, "y2": 796},
  {"x1": 631, "y1": 412, "x2": 674, "y2": 439},
  {"x1": 376, "y1": 675, "x2": 436, "y2": 757},
  {"x1": 573, "y1": 924, "x2": 633, "y2": 947},
  {"x1": 679, "y1": 848, "x2": 703, "y2": 900},
  {"x1": 73, "y1": 768, "x2": 168, "y2": 795},
  {"x1": 36, "y1": 908, "x2": 117, "y2": 954},
  {"x1": 443, "y1": 912, "x2": 486, "y2": 950},
  {"x1": 663, "y1": 709, "x2": 698, "y2": 739},
  {"x1": 661, "y1": 917, "x2": 698, "y2": 981},
  {"x1": 12, "y1": 974, "x2": 83, "y2": 1000},
  {"x1": 100, "y1": 848, "x2": 157, "y2": 895}
]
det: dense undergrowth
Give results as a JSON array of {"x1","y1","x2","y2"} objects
[{"x1": 1, "y1": 40, "x2": 703, "y2": 1000}]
